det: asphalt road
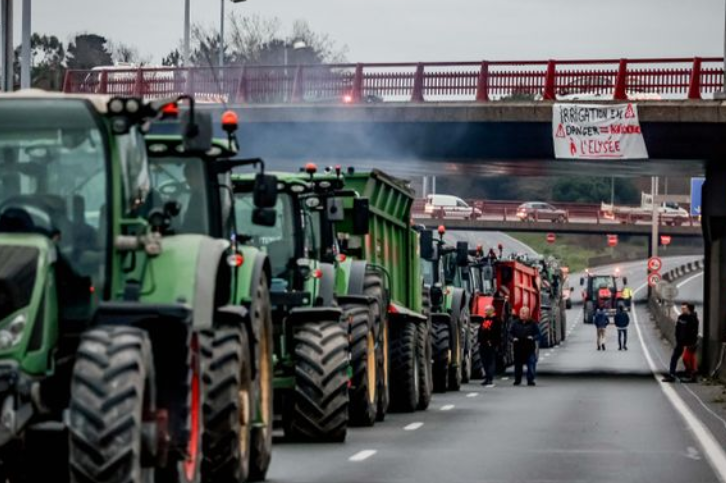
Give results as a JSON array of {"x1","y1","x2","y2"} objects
[{"x1": 267, "y1": 249, "x2": 722, "y2": 483}]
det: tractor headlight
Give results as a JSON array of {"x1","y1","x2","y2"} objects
[
  {"x1": 0, "y1": 314, "x2": 26, "y2": 349},
  {"x1": 125, "y1": 98, "x2": 141, "y2": 114}
]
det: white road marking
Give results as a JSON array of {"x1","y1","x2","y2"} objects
[
  {"x1": 632, "y1": 283, "x2": 726, "y2": 482},
  {"x1": 441, "y1": 404, "x2": 455, "y2": 411},
  {"x1": 501, "y1": 377, "x2": 510, "y2": 381},
  {"x1": 404, "y1": 422, "x2": 424, "y2": 431},
  {"x1": 349, "y1": 450, "x2": 377, "y2": 462},
  {"x1": 466, "y1": 392, "x2": 479, "y2": 398},
  {"x1": 672, "y1": 272, "x2": 705, "y2": 315},
  {"x1": 688, "y1": 446, "x2": 703, "y2": 461}
]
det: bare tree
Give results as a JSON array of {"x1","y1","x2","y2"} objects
[{"x1": 108, "y1": 41, "x2": 151, "y2": 65}]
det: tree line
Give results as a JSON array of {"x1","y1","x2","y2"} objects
[{"x1": 12, "y1": 14, "x2": 347, "y2": 90}]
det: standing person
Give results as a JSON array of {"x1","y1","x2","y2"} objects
[
  {"x1": 614, "y1": 305, "x2": 630, "y2": 351},
  {"x1": 664, "y1": 303, "x2": 700, "y2": 382},
  {"x1": 478, "y1": 305, "x2": 502, "y2": 387},
  {"x1": 510, "y1": 306, "x2": 541, "y2": 387},
  {"x1": 594, "y1": 307, "x2": 609, "y2": 351}
]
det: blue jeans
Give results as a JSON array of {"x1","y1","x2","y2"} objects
[{"x1": 514, "y1": 351, "x2": 537, "y2": 384}]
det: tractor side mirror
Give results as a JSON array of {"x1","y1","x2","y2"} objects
[
  {"x1": 580, "y1": 277, "x2": 585, "y2": 286},
  {"x1": 181, "y1": 111, "x2": 213, "y2": 154},
  {"x1": 327, "y1": 197, "x2": 345, "y2": 222},
  {"x1": 252, "y1": 208, "x2": 277, "y2": 227},
  {"x1": 456, "y1": 241, "x2": 469, "y2": 266},
  {"x1": 419, "y1": 229, "x2": 435, "y2": 260},
  {"x1": 254, "y1": 174, "x2": 278, "y2": 208},
  {"x1": 352, "y1": 198, "x2": 370, "y2": 235},
  {"x1": 623, "y1": 277, "x2": 628, "y2": 286}
]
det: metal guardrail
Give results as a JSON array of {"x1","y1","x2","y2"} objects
[{"x1": 62, "y1": 57, "x2": 724, "y2": 103}]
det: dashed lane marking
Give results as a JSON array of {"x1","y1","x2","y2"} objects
[
  {"x1": 349, "y1": 450, "x2": 377, "y2": 462},
  {"x1": 404, "y1": 422, "x2": 424, "y2": 431},
  {"x1": 466, "y1": 392, "x2": 479, "y2": 398},
  {"x1": 633, "y1": 283, "x2": 726, "y2": 482},
  {"x1": 441, "y1": 404, "x2": 455, "y2": 411}
]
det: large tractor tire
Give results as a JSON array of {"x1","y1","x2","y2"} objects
[
  {"x1": 363, "y1": 271, "x2": 389, "y2": 422},
  {"x1": 388, "y1": 321, "x2": 419, "y2": 412},
  {"x1": 469, "y1": 323, "x2": 484, "y2": 380},
  {"x1": 283, "y1": 321, "x2": 349, "y2": 442},
  {"x1": 68, "y1": 327, "x2": 160, "y2": 483},
  {"x1": 431, "y1": 319, "x2": 450, "y2": 393},
  {"x1": 248, "y1": 273, "x2": 274, "y2": 482},
  {"x1": 584, "y1": 301, "x2": 594, "y2": 325},
  {"x1": 559, "y1": 301, "x2": 567, "y2": 342},
  {"x1": 417, "y1": 287, "x2": 433, "y2": 411},
  {"x1": 543, "y1": 314, "x2": 553, "y2": 348},
  {"x1": 458, "y1": 307, "x2": 472, "y2": 386},
  {"x1": 343, "y1": 303, "x2": 378, "y2": 427},
  {"x1": 201, "y1": 326, "x2": 253, "y2": 483}
]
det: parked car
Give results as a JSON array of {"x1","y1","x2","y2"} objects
[
  {"x1": 516, "y1": 202, "x2": 568, "y2": 222},
  {"x1": 424, "y1": 194, "x2": 482, "y2": 219}
]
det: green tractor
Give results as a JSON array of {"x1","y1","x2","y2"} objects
[
  {"x1": 230, "y1": 168, "x2": 355, "y2": 442},
  {"x1": 0, "y1": 92, "x2": 272, "y2": 483},
  {"x1": 418, "y1": 227, "x2": 471, "y2": 392},
  {"x1": 144, "y1": 120, "x2": 279, "y2": 481}
]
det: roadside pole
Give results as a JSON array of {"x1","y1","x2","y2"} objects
[{"x1": 650, "y1": 176, "x2": 659, "y2": 297}]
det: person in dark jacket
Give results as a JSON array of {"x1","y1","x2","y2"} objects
[
  {"x1": 478, "y1": 305, "x2": 502, "y2": 387},
  {"x1": 594, "y1": 307, "x2": 609, "y2": 351},
  {"x1": 663, "y1": 303, "x2": 700, "y2": 382},
  {"x1": 614, "y1": 305, "x2": 630, "y2": 351},
  {"x1": 510, "y1": 306, "x2": 541, "y2": 386}
]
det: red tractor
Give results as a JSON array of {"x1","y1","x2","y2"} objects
[
  {"x1": 580, "y1": 270, "x2": 629, "y2": 324},
  {"x1": 469, "y1": 249, "x2": 542, "y2": 373}
]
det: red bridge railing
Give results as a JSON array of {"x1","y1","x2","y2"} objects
[{"x1": 62, "y1": 57, "x2": 724, "y2": 103}]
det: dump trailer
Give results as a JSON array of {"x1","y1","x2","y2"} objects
[
  {"x1": 419, "y1": 227, "x2": 471, "y2": 392},
  {"x1": 0, "y1": 92, "x2": 273, "y2": 482},
  {"x1": 581, "y1": 271, "x2": 628, "y2": 324},
  {"x1": 337, "y1": 170, "x2": 429, "y2": 413},
  {"x1": 470, "y1": 253, "x2": 542, "y2": 372},
  {"x1": 231, "y1": 171, "x2": 353, "y2": 442},
  {"x1": 145, "y1": 125, "x2": 277, "y2": 481}
]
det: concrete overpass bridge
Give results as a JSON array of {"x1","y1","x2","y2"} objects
[{"x1": 412, "y1": 218, "x2": 703, "y2": 237}]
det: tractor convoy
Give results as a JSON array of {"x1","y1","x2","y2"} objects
[{"x1": 0, "y1": 90, "x2": 571, "y2": 483}]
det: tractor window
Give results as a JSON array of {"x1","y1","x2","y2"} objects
[
  {"x1": 148, "y1": 157, "x2": 210, "y2": 235},
  {"x1": 421, "y1": 259, "x2": 435, "y2": 285},
  {"x1": 591, "y1": 276, "x2": 615, "y2": 290},
  {"x1": 235, "y1": 192, "x2": 296, "y2": 279},
  {"x1": 0, "y1": 98, "x2": 109, "y2": 289},
  {"x1": 117, "y1": 128, "x2": 150, "y2": 217}
]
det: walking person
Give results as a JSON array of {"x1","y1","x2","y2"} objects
[
  {"x1": 478, "y1": 305, "x2": 502, "y2": 387},
  {"x1": 614, "y1": 304, "x2": 630, "y2": 351},
  {"x1": 594, "y1": 307, "x2": 609, "y2": 351},
  {"x1": 663, "y1": 303, "x2": 699, "y2": 382},
  {"x1": 510, "y1": 306, "x2": 541, "y2": 387}
]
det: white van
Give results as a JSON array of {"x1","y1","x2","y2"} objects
[{"x1": 423, "y1": 194, "x2": 481, "y2": 219}]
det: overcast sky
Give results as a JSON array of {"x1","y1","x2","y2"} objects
[{"x1": 14, "y1": 0, "x2": 726, "y2": 63}]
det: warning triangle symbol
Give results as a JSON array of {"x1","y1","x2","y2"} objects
[
  {"x1": 625, "y1": 104, "x2": 635, "y2": 119},
  {"x1": 556, "y1": 124, "x2": 566, "y2": 138}
]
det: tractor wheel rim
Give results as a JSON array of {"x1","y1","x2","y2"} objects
[
  {"x1": 238, "y1": 379, "x2": 251, "y2": 462},
  {"x1": 184, "y1": 334, "x2": 201, "y2": 482},
  {"x1": 367, "y1": 330, "x2": 376, "y2": 405},
  {"x1": 259, "y1": 316, "x2": 272, "y2": 431}
]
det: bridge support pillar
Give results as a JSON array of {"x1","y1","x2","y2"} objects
[{"x1": 701, "y1": 166, "x2": 726, "y2": 375}]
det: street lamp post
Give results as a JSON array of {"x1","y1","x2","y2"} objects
[
  {"x1": 184, "y1": 0, "x2": 247, "y2": 68},
  {"x1": 284, "y1": 40, "x2": 307, "y2": 101}
]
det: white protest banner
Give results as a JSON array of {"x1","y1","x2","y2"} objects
[{"x1": 552, "y1": 103, "x2": 649, "y2": 160}]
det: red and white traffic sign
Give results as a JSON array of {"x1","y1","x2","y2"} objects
[
  {"x1": 607, "y1": 234, "x2": 618, "y2": 247},
  {"x1": 546, "y1": 233, "x2": 556, "y2": 244},
  {"x1": 648, "y1": 272, "x2": 661, "y2": 287},
  {"x1": 660, "y1": 235, "x2": 672, "y2": 246},
  {"x1": 647, "y1": 257, "x2": 662, "y2": 272}
]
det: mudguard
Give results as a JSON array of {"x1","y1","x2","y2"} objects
[
  {"x1": 345, "y1": 260, "x2": 368, "y2": 296},
  {"x1": 140, "y1": 235, "x2": 229, "y2": 331},
  {"x1": 449, "y1": 287, "x2": 468, "y2": 324},
  {"x1": 286, "y1": 307, "x2": 343, "y2": 326},
  {"x1": 316, "y1": 263, "x2": 336, "y2": 307}
]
